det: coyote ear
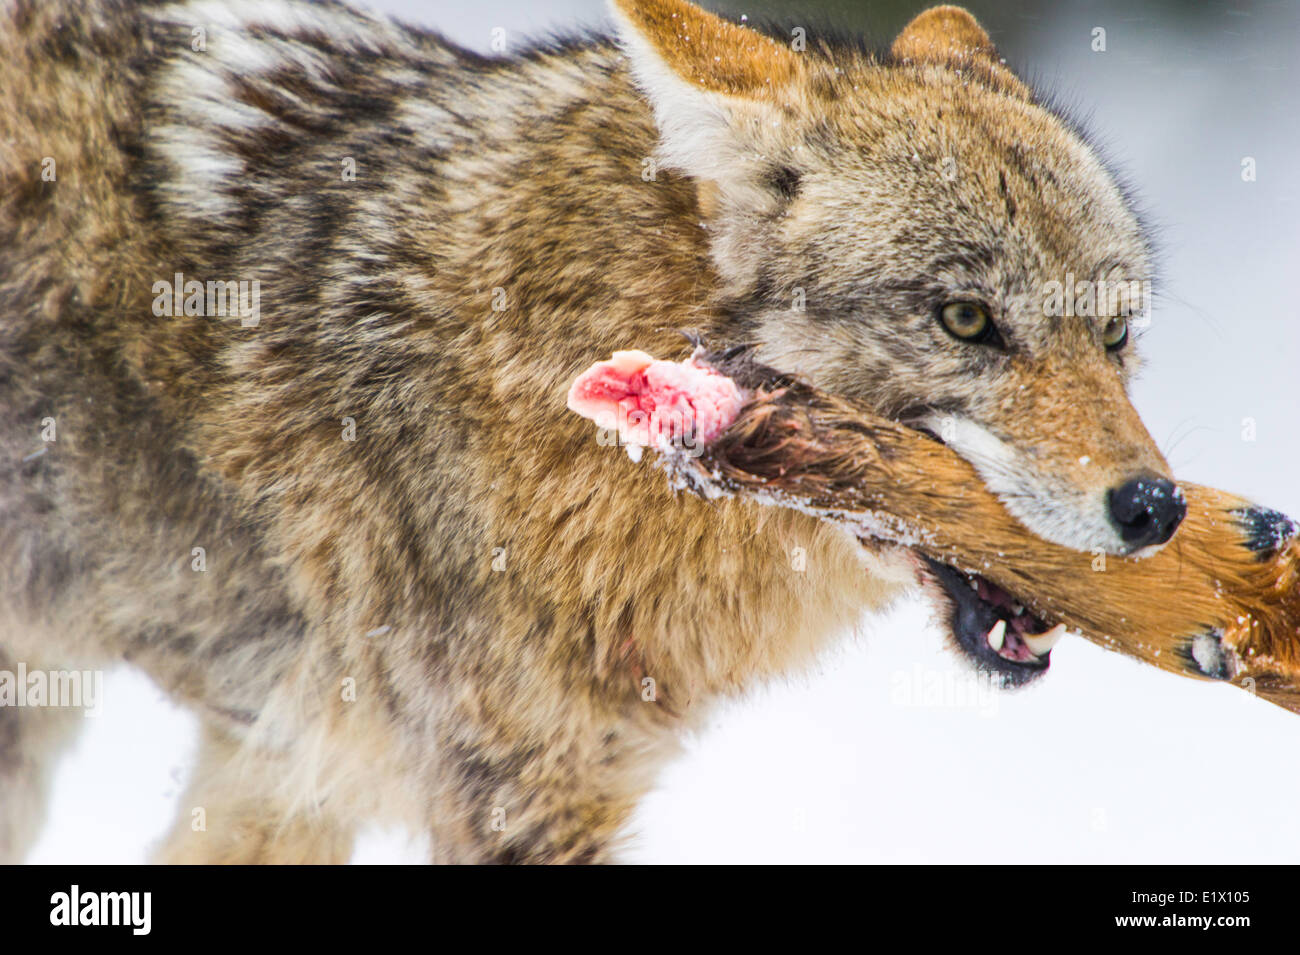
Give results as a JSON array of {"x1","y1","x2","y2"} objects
[
  {"x1": 609, "y1": 0, "x2": 803, "y2": 203},
  {"x1": 890, "y1": 6, "x2": 1029, "y2": 98},
  {"x1": 609, "y1": 0, "x2": 801, "y2": 97}
]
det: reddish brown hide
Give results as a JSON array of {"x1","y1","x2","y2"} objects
[{"x1": 687, "y1": 359, "x2": 1300, "y2": 715}]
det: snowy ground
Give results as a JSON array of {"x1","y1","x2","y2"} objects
[{"x1": 27, "y1": 0, "x2": 1300, "y2": 863}]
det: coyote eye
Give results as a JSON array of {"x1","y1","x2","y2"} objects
[
  {"x1": 939, "y1": 302, "x2": 999, "y2": 345},
  {"x1": 1103, "y1": 316, "x2": 1128, "y2": 350}
]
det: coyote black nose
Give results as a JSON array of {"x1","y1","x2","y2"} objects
[{"x1": 1108, "y1": 476, "x2": 1186, "y2": 549}]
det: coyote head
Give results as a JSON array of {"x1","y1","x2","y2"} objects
[{"x1": 612, "y1": 0, "x2": 1184, "y2": 562}]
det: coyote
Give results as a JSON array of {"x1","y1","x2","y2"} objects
[{"x1": 0, "y1": 0, "x2": 1185, "y2": 863}]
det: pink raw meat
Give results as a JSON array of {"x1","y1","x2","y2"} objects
[{"x1": 567, "y1": 350, "x2": 745, "y2": 453}]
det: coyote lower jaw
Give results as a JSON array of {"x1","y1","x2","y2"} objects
[{"x1": 918, "y1": 556, "x2": 1062, "y2": 688}]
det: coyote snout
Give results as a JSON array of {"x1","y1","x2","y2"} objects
[
  {"x1": 925, "y1": 346, "x2": 1187, "y2": 557},
  {"x1": 931, "y1": 413, "x2": 1186, "y2": 556},
  {"x1": 1108, "y1": 476, "x2": 1186, "y2": 550}
]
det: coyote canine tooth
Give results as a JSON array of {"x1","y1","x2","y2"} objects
[
  {"x1": 987, "y1": 619, "x2": 1006, "y2": 652},
  {"x1": 1023, "y1": 623, "x2": 1067, "y2": 657}
]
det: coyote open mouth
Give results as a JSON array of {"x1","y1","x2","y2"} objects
[
  {"x1": 905, "y1": 425, "x2": 1062, "y2": 686},
  {"x1": 918, "y1": 557, "x2": 1062, "y2": 688}
]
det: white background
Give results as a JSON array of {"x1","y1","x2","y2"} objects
[{"x1": 28, "y1": 0, "x2": 1300, "y2": 863}]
